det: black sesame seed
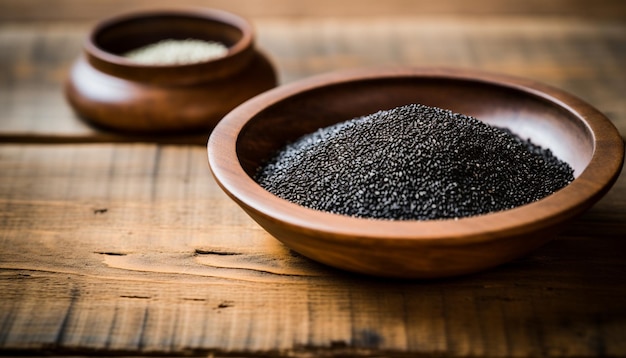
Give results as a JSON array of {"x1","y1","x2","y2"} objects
[{"x1": 255, "y1": 103, "x2": 575, "y2": 221}]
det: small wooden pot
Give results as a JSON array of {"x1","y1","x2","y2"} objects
[{"x1": 65, "y1": 8, "x2": 277, "y2": 134}]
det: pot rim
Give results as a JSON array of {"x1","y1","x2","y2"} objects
[{"x1": 84, "y1": 7, "x2": 256, "y2": 85}]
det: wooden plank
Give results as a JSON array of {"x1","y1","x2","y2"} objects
[
  {"x1": 1, "y1": 18, "x2": 624, "y2": 142},
  {"x1": 0, "y1": 144, "x2": 625, "y2": 356},
  {"x1": 1, "y1": 0, "x2": 625, "y2": 21}
]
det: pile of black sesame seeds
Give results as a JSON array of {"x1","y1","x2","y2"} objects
[{"x1": 255, "y1": 103, "x2": 575, "y2": 220}]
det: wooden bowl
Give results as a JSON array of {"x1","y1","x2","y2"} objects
[
  {"x1": 208, "y1": 67, "x2": 624, "y2": 278},
  {"x1": 65, "y1": 8, "x2": 277, "y2": 134}
]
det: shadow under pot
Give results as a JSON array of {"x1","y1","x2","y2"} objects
[{"x1": 65, "y1": 8, "x2": 277, "y2": 134}]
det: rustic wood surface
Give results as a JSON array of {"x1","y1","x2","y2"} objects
[{"x1": 1, "y1": 2, "x2": 626, "y2": 356}]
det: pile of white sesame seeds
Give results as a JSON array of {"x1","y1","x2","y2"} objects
[{"x1": 123, "y1": 39, "x2": 228, "y2": 65}]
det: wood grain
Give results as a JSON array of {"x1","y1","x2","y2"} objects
[
  {"x1": 1, "y1": 7, "x2": 626, "y2": 356},
  {"x1": 1, "y1": 144, "x2": 625, "y2": 356}
]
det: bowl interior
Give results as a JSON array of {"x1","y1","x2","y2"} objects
[
  {"x1": 237, "y1": 76, "x2": 594, "y2": 180},
  {"x1": 93, "y1": 12, "x2": 244, "y2": 56},
  {"x1": 209, "y1": 69, "x2": 623, "y2": 277}
]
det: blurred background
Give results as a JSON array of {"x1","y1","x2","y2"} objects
[
  {"x1": 1, "y1": 0, "x2": 625, "y2": 21},
  {"x1": 0, "y1": 0, "x2": 625, "y2": 137}
]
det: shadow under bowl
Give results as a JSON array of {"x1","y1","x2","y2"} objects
[{"x1": 208, "y1": 67, "x2": 624, "y2": 278}]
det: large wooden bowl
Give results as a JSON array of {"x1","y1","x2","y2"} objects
[
  {"x1": 208, "y1": 67, "x2": 624, "y2": 278},
  {"x1": 65, "y1": 8, "x2": 277, "y2": 134}
]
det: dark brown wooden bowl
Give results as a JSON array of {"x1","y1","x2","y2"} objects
[
  {"x1": 208, "y1": 67, "x2": 624, "y2": 278},
  {"x1": 65, "y1": 8, "x2": 277, "y2": 134}
]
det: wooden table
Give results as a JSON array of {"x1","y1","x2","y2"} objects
[{"x1": 1, "y1": 3, "x2": 626, "y2": 357}]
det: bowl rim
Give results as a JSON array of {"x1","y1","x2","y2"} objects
[{"x1": 208, "y1": 66, "x2": 624, "y2": 244}]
